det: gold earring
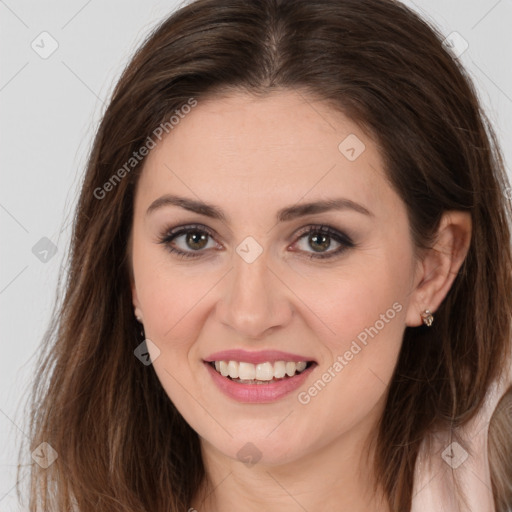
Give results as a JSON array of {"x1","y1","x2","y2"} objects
[{"x1": 420, "y1": 309, "x2": 434, "y2": 327}]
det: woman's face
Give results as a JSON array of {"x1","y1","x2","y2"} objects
[{"x1": 130, "y1": 90, "x2": 419, "y2": 466}]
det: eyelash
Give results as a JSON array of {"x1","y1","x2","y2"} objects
[{"x1": 157, "y1": 223, "x2": 355, "y2": 260}]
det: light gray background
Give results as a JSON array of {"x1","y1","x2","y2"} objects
[{"x1": 1, "y1": 1, "x2": 511, "y2": 509}]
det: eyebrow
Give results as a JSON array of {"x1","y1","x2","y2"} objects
[{"x1": 146, "y1": 194, "x2": 373, "y2": 222}]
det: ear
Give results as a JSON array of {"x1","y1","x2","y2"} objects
[
  {"x1": 405, "y1": 211, "x2": 472, "y2": 327},
  {"x1": 127, "y1": 229, "x2": 144, "y2": 322},
  {"x1": 130, "y1": 273, "x2": 144, "y2": 322},
  {"x1": 131, "y1": 279, "x2": 144, "y2": 322}
]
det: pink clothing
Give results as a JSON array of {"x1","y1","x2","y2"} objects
[{"x1": 411, "y1": 359, "x2": 512, "y2": 512}]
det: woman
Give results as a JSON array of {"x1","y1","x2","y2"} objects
[{"x1": 18, "y1": 0, "x2": 512, "y2": 511}]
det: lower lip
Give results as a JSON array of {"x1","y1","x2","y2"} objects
[{"x1": 204, "y1": 362, "x2": 315, "y2": 403}]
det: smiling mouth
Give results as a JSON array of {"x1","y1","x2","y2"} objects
[{"x1": 208, "y1": 360, "x2": 315, "y2": 384}]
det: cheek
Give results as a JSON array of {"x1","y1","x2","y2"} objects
[
  {"x1": 134, "y1": 264, "x2": 212, "y2": 424},
  {"x1": 292, "y1": 251, "x2": 411, "y2": 433},
  {"x1": 290, "y1": 292, "x2": 406, "y2": 451},
  {"x1": 288, "y1": 248, "x2": 410, "y2": 350},
  {"x1": 132, "y1": 239, "x2": 217, "y2": 347},
  {"x1": 290, "y1": 249, "x2": 407, "y2": 369}
]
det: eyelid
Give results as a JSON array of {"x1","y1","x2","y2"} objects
[
  {"x1": 289, "y1": 224, "x2": 355, "y2": 260},
  {"x1": 158, "y1": 223, "x2": 221, "y2": 250},
  {"x1": 292, "y1": 224, "x2": 354, "y2": 245},
  {"x1": 161, "y1": 222, "x2": 217, "y2": 239}
]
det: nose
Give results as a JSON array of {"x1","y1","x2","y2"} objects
[{"x1": 215, "y1": 246, "x2": 294, "y2": 339}]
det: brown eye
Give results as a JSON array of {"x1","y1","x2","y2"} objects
[
  {"x1": 308, "y1": 232, "x2": 332, "y2": 252},
  {"x1": 158, "y1": 224, "x2": 219, "y2": 259},
  {"x1": 292, "y1": 225, "x2": 355, "y2": 260},
  {"x1": 185, "y1": 231, "x2": 209, "y2": 250}
]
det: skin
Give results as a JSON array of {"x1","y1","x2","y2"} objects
[{"x1": 130, "y1": 90, "x2": 471, "y2": 512}]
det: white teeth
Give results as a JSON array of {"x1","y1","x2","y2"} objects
[
  {"x1": 273, "y1": 361, "x2": 286, "y2": 378},
  {"x1": 296, "y1": 361, "x2": 307, "y2": 372},
  {"x1": 255, "y1": 362, "x2": 274, "y2": 381},
  {"x1": 238, "y1": 362, "x2": 256, "y2": 380},
  {"x1": 227, "y1": 360, "x2": 239, "y2": 379},
  {"x1": 285, "y1": 362, "x2": 296, "y2": 377},
  {"x1": 219, "y1": 361, "x2": 229, "y2": 377},
  {"x1": 211, "y1": 360, "x2": 310, "y2": 381}
]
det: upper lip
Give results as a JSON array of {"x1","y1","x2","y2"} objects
[{"x1": 204, "y1": 349, "x2": 316, "y2": 365}]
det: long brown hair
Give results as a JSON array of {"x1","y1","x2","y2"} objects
[
  {"x1": 17, "y1": 0, "x2": 512, "y2": 510},
  {"x1": 489, "y1": 385, "x2": 512, "y2": 511}
]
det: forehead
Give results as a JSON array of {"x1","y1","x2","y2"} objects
[{"x1": 136, "y1": 90, "x2": 395, "y2": 221}]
